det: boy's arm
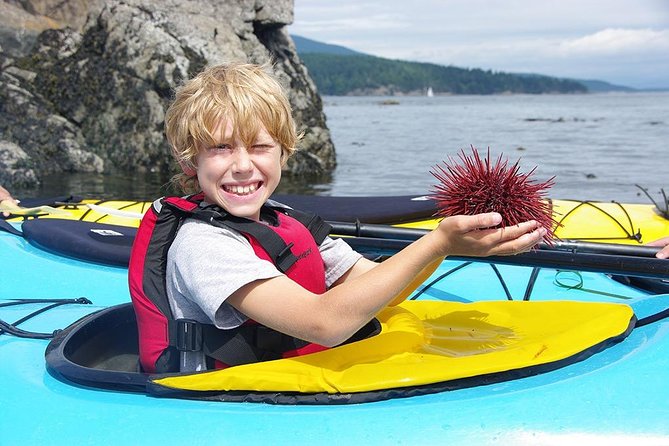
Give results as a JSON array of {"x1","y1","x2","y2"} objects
[
  {"x1": 227, "y1": 213, "x2": 545, "y2": 347},
  {"x1": 335, "y1": 256, "x2": 443, "y2": 306}
]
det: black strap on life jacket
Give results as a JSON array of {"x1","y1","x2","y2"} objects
[
  {"x1": 168, "y1": 316, "x2": 382, "y2": 368},
  {"x1": 188, "y1": 203, "x2": 331, "y2": 274}
]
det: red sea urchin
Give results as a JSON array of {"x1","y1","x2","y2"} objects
[{"x1": 430, "y1": 147, "x2": 557, "y2": 244}]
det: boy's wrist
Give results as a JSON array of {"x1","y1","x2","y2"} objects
[{"x1": 420, "y1": 230, "x2": 449, "y2": 262}]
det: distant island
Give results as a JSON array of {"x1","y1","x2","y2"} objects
[{"x1": 292, "y1": 35, "x2": 633, "y2": 95}]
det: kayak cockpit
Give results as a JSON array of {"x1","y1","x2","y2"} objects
[
  {"x1": 46, "y1": 303, "x2": 148, "y2": 392},
  {"x1": 46, "y1": 300, "x2": 635, "y2": 404}
]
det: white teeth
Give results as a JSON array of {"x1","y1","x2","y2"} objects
[{"x1": 225, "y1": 183, "x2": 258, "y2": 195}]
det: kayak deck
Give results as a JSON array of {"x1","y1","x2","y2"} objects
[
  {"x1": 2, "y1": 299, "x2": 668, "y2": 444},
  {"x1": 2, "y1": 212, "x2": 669, "y2": 443}
]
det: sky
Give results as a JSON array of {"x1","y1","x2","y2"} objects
[{"x1": 288, "y1": 0, "x2": 669, "y2": 89}]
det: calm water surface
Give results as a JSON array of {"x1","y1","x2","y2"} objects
[
  {"x1": 321, "y1": 92, "x2": 668, "y2": 204},
  {"x1": 18, "y1": 92, "x2": 668, "y2": 205}
]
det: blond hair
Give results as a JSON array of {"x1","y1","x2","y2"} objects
[{"x1": 165, "y1": 62, "x2": 299, "y2": 192}]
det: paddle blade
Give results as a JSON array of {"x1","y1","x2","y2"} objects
[
  {"x1": 0, "y1": 204, "x2": 72, "y2": 216},
  {"x1": 86, "y1": 203, "x2": 144, "y2": 220}
]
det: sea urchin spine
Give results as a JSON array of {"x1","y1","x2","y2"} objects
[{"x1": 430, "y1": 146, "x2": 557, "y2": 244}]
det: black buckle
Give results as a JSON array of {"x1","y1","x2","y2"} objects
[
  {"x1": 275, "y1": 242, "x2": 297, "y2": 273},
  {"x1": 173, "y1": 319, "x2": 203, "y2": 352},
  {"x1": 255, "y1": 325, "x2": 286, "y2": 351}
]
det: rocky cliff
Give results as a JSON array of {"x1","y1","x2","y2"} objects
[{"x1": 0, "y1": 0, "x2": 335, "y2": 188}]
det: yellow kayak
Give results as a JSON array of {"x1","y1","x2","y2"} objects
[
  {"x1": 399, "y1": 199, "x2": 669, "y2": 245},
  {"x1": 5, "y1": 196, "x2": 668, "y2": 245},
  {"x1": 3, "y1": 199, "x2": 150, "y2": 226},
  {"x1": 551, "y1": 199, "x2": 669, "y2": 244}
]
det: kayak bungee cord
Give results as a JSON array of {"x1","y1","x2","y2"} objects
[
  {"x1": 555, "y1": 200, "x2": 641, "y2": 242},
  {"x1": 409, "y1": 262, "x2": 515, "y2": 301},
  {"x1": 490, "y1": 264, "x2": 514, "y2": 300},
  {"x1": 636, "y1": 306, "x2": 669, "y2": 327},
  {"x1": 636, "y1": 185, "x2": 668, "y2": 220},
  {"x1": 0, "y1": 297, "x2": 92, "y2": 339},
  {"x1": 409, "y1": 262, "x2": 472, "y2": 300},
  {"x1": 411, "y1": 264, "x2": 639, "y2": 303},
  {"x1": 553, "y1": 271, "x2": 635, "y2": 300},
  {"x1": 522, "y1": 267, "x2": 541, "y2": 301}
]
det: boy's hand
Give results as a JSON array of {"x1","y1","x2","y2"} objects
[
  {"x1": 647, "y1": 236, "x2": 669, "y2": 259},
  {"x1": 434, "y1": 212, "x2": 546, "y2": 258},
  {"x1": 0, "y1": 185, "x2": 19, "y2": 217}
]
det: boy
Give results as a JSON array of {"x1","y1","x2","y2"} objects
[{"x1": 135, "y1": 62, "x2": 546, "y2": 373}]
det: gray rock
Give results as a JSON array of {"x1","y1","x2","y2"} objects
[
  {"x1": 0, "y1": 56, "x2": 104, "y2": 176},
  {"x1": 0, "y1": 0, "x2": 335, "y2": 189},
  {"x1": 0, "y1": 140, "x2": 39, "y2": 187}
]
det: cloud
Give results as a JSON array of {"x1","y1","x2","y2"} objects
[
  {"x1": 558, "y1": 28, "x2": 669, "y2": 55},
  {"x1": 292, "y1": 1, "x2": 408, "y2": 34},
  {"x1": 290, "y1": 0, "x2": 669, "y2": 88},
  {"x1": 294, "y1": 14, "x2": 408, "y2": 34},
  {"x1": 380, "y1": 28, "x2": 669, "y2": 66}
]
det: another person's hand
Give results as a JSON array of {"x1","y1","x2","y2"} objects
[
  {"x1": 647, "y1": 236, "x2": 669, "y2": 260},
  {"x1": 0, "y1": 185, "x2": 19, "y2": 217},
  {"x1": 433, "y1": 212, "x2": 546, "y2": 258}
]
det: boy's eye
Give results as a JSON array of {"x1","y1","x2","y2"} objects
[
  {"x1": 210, "y1": 144, "x2": 232, "y2": 152},
  {"x1": 252, "y1": 142, "x2": 277, "y2": 151}
]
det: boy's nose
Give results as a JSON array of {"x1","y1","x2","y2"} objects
[{"x1": 232, "y1": 148, "x2": 253, "y2": 172}]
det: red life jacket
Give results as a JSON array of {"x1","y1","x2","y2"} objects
[{"x1": 128, "y1": 195, "x2": 333, "y2": 373}]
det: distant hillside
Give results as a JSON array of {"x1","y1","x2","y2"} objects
[
  {"x1": 291, "y1": 35, "x2": 647, "y2": 95},
  {"x1": 292, "y1": 35, "x2": 364, "y2": 56},
  {"x1": 517, "y1": 73, "x2": 637, "y2": 92},
  {"x1": 576, "y1": 79, "x2": 636, "y2": 92},
  {"x1": 298, "y1": 52, "x2": 587, "y2": 96}
]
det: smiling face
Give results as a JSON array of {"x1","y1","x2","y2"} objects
[
  {"x1": 165, "y1": 63, "x2": 300, "y2": 196},
  {"x1": 195, "y1": 119, "x2": 282, "y2": 221}
]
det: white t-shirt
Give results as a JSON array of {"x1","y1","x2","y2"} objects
[{"x1": 166, "y1": 216, "x2": 363, "y2": 371}]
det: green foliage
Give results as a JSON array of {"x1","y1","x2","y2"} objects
[{"x1": 300, "y1": 54, "x2": 587, "y2": 95}]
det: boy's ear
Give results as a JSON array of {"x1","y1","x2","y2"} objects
[{"x1": 179, "y1": 160, "x2": 197, "y2": 177}]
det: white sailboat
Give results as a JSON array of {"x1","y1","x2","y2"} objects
[{"x1": 426, "y1": 87, "x2": 434, "y2": 97}]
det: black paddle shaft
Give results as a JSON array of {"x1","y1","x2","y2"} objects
[
  {"x1": 341, "y1": 236, "x2": 669, "y2": 279},
  {"x1": 329, "y1": 221, "x2": 429, "y2": 240},
  {"x1": 331, "y1": 221, "x2": 668, "y2": 279},
  {"x1": 329, "y1": 221, "x2": 662, "y2": 256}
]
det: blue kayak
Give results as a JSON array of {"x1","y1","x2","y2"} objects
[{"x1": 2, "y1": 224, "x2": 669, "y2": 444}]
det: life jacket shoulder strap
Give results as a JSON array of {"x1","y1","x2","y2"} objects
[
  {"x1": 193, "y1": 210, "x2": 298, "y2": 273},
  {"x1": 278, "y1": 207, "x2": 332, "y2": 246},
  {"x1": 189, "y1": 203, "x2": 332, "y2": 274}
]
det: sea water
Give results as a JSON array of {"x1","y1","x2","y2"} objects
[
  {"x1": 319, "y1": 92, "x2": 668, "y2": 204},
  {"x1": 22, "y1": 92, "x2": 668, "y2": 204}
]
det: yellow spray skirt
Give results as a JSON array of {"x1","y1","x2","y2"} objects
[{"x1": 149, "y1": 300, "x2": 634, "y2": 400}]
